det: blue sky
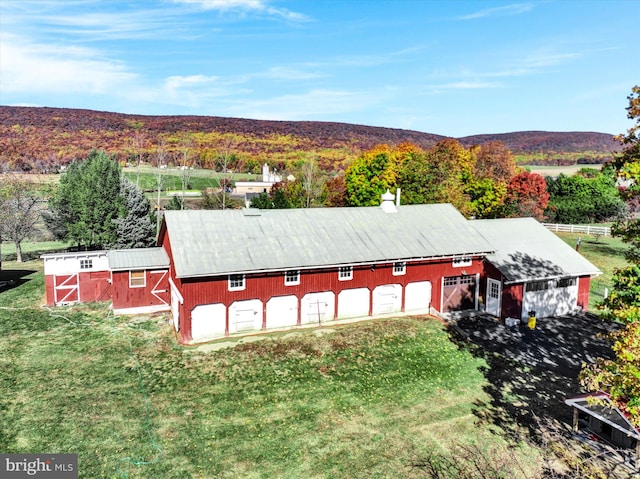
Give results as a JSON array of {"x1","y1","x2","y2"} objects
[{"x1": 1, "y1": 0, "x2": 637, "y2": 137}]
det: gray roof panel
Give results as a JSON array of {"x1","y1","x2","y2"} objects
[
  {"x1": 108, "y1": 247, "x2": 170, "y2": 271},
  {"x1": 471, "y1": 218, "x2": 601, "y2": 283},
  {"x1": 164, "y1": 204, "x2": 495, "y2": 278}
]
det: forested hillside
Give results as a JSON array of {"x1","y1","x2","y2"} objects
[{"x1": 0, "y1": 106, "x2": 620, "y2": 173}]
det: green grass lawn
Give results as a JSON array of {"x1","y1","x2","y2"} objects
[
  {"x1": 1, "y1": 240, "x2": 71, "y2": 262},
  {"x1": 0, "y1": 262, "x2": 542, "y2": 478},
  {"x1": 123, "y1": 167, "x2": 257, "y2": 192}
]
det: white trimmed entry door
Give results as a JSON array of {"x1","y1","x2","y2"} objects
[{"x1": 486, "y1": 278, "x2": 502, "y2": 317}]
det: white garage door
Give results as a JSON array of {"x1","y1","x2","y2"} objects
[
  {"x1": 522, "y1": 278, "x2": 578, "y2": 319},
  {"x1": 405, "y1": 281, "x2": 432, "y2": 313},
  {"x1": 191, "y1": 303, "x2": 226, "y2": 342},
  {"x1": 229, "y1": 299, "x2": 263, "y2": 333},
  {"x1": 301, "y1": 292, "x2": 335, "y2": 324},
  {"x1": 372, "y1": 284, "x2": 402, "y2": 315},
  {"x1": 266, "y1": 295, "x2": 298, "y2": 329},
  {"x1": 337, "y1": 288, "x2": 370, "y2": 319}
]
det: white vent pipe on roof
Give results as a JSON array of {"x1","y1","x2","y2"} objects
[{"x1": 380, "y1": 189, "x2": 397, "y2": 213}]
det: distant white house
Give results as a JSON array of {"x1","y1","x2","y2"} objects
[{"x1": 234, "y1": 163, "x2": 283, "y2": 207}]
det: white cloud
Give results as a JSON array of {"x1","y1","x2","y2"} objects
[
  {"x1": 458, "y1": 3, "x2": 534, "y2": 20},
  {"x1": 0, "y1": 32, "x2": 137, "y2": 95},
  {"x1": 172, "y1": 0, "x2": 309, "y2": 21}
]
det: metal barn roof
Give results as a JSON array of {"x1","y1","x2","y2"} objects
[
  {"x1": 107, "y1": 247, "x2": 170, "y2": 271},
  {"x1": 163, "y1": 204, "x2": 495, "y2": 278},
  {"x1": 471, "y1": 218, "x2": 601, "y2": 284}
]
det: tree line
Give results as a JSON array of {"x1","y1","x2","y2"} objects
[{"x1": 0, "y1": 135, "x2": 626, "y2": 262}]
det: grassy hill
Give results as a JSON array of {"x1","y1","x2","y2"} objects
[{"x1": 0, "y1": 106, "x2": 621, "y2": 173}]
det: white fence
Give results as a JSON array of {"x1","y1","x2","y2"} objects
[{"x1": 542, "y1": 223, "x2": 611, "y2": 237}]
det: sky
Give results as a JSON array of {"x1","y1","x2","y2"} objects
[{"x1": 1, "y1": 0, "x2": 638, "y2": 137}]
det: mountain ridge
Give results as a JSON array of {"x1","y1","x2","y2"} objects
[{"x1": 0, "y1": 106, "x2": 621, "y2": 172}]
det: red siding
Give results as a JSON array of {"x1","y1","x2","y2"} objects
[
  {"x1": 481, "y1": 260, "x2": 524, "y2": 319},
  {"x1": 502, "y1": 284, "x2": 524, "y2": 319},
  {"x1": 175, "y1": 257, "x2": 484, "y2": 342},
  {"x1": 577, "y1": 275, "x2": 591, "y2": 311},
  {"x1": 44, "y1": 271, "x2": 111, "y2": 305},
  {"x1": 111, "y1": 270, "x2": 170, "y2": 310}
]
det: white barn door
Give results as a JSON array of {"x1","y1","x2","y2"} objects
[
  {"x1": 301, "y1": 292, "x2": 335, "y2": 324},
  {"x1": 191, "y1": 303, "x2": 226, "y2": 342},
  {"x1": 337, "y1": 288, "x2": 369, "y2": 319},
  {"x1": 372, "y1": 284, "x2": 402, "y2": 315},
  {"x1": 229, "y1": 299, "x2": 263, "y2": 333},
  {"x1": 404, "y1": 281, "x2": 431, "y2": 313},
  {"x1": 266, "y1": 295, "x2": 298, "y2": 329}
]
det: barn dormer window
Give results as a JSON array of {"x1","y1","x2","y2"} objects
[
  {"x1": 338, "y1": 266, "x2": 353, "y2": 281},
  {"x1": 285, "y1": 270, "x2": 300, "y2": 286},
  {"x1": 452, "y1": 257, "x2": 472, "y2": 268},
  {"x1": 228, "y1": 274, "x2": 246, "y2": 291},
  {"x1": 393, "y1": 262, "x2": 406, "y2": 276}
]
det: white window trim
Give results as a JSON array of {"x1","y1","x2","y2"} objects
[
  {"x1": 129, "y1": 270, "x2": 146, "y2": 288},
  {"x1": 338, "y1": 266, "x2": 353, "y2": 281},
  {"x1": 392, "y1": 262, "x2": 406, "y2": 276},
  {"x1": 284, "y1": 270, "x2": 300, "y2": 286},
  {"x1": 228, "y1": 274, "x2": 246, "y2": 291}
]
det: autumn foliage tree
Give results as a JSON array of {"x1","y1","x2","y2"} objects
[
  {"x1": 344, "y1": 144, "x2": 399, "y2": 206},
  {"x1": 580, "y1": 86, "x2": 640, "y2": 426},
  {"x1": 503, "y1": 171, "x2": 550, "y2": 219}
]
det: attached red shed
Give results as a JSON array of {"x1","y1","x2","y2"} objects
[
  {"x1": 472, "y1": 218, "x2": 601, "y2": 320},
  {"x1": 42, "y1": 251, "x2": 111, "y2": 306},
  {"x1": 108, "y1": 248, "x2": 171, "y2": 314},
  {"x1": 42, "y1": 248, "x2": 171, "y2": 314}
]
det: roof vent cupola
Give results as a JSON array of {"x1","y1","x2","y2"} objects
[{"x1": 380, "y1": 189, "x2": 397, "y2": 213}]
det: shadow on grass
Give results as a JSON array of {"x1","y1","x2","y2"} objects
[
  {"x1": 449, "y1": 313, "x2": 620, "y2": 440},
  {"x1": 0, "y1": 269, "x2": 37, "y2": 292}
]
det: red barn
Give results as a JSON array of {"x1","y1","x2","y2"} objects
[
  {"x1": 158, "y1": 195, "x2": 497, "y2": 344},
  {"x1": 41, "y1": 195, "x2": 602, "y2": 344}
]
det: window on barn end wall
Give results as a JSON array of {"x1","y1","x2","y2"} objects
[
  {"x1": 80, "y1": 259, "x2": 93, "y2": 270},
  {"x1": 393, "y1": 262, "x2": 406, "y2": 276},
  {"x1": 285, "y1": 270, "x2": 300, "y2": 286},
  {"x1": 525, "y1": 280, "x2": 550, "y2": 292},
  {"x1": 338, "y1": 266, "x2": 353, "y2": 281},
  {"x1": 228, "y1": 274, "x2": 246, "y2": 291},
  {"x1": 130, "y1": 270, "x2": 146, "y2": 288},
  {"x1": 557, "y1": 277, "x2": 577, "y2": 288}
]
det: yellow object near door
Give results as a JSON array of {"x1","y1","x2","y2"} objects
[{"x1": 528, "y1": 311, "x2": 536, "y2": 330}]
